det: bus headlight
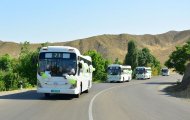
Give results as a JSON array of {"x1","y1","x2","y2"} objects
[
  {"x1": 69, "y1": 82, "x2": 77, "y2": 89},
  {"x1": 67, "y1": 75, "x2": 77, "y2": 89}
]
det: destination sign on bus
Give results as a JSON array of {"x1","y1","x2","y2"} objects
[{"x1": 44, "y1": 53, "x2": 71, "y2": 59}]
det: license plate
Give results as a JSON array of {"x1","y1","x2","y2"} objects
[{"x1": 51, "y1": 90, "x2": 60, "y2": 93}]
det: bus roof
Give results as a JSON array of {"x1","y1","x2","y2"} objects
[
  {"x1": 108, "y1": 64, "x2": 131, "y2": 69},
  {"x1": 40, "y1": 46, "x2": 92, "y2": 61},
  {"x1": 136, "y1": 66, "x2": 151, "y2": 69},
  {"x1": 122, "y1": 65, "x2": 131, "y2": 69},
  {"x1": 40, "y1": 46, "x2": 81, "y2": 55},
  {"x1": 108, "y1": 64, "x2": 122, "y2": 67},
  {"x1": 82, "y1": 56, "x2": 92, "y2": 62}
]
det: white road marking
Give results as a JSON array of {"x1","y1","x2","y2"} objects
[{"x1": 88, "y1": 83, "x2": 136, "y2": 120}]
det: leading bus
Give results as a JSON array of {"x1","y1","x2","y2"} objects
[
  {"x1": 107, "y1": 64, "x2": 132, "y2": 82},
  {"x1": 37, "y1": 46, "x2": 95, "y2": 98}
]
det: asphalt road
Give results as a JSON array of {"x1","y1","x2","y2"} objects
[{"x1": 0, "y1": 74, "x2": 190, "y2": 120}]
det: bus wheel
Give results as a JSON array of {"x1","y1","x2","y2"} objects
[
  {"x1": 76, "y1": 93, "x2": 80, "y2": 98},
  {"x1": 44, "y1": 93, "x2": 50, "y2": 98},
  {"x1": 85, "y1": 88, "x2": 89, "y2": 93}
]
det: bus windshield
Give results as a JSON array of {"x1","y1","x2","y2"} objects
[
  {"x1": 162, "y1": 69, "x2": 168, "y2": 73},
  {"x1": 136, "y1": 68, "x2": 145, "y2": 74},
  {"x1": 38, "y1": 52, "x2": 77, "y2": 77},
  {"x1": 108, "y1": 67, "x2": 121, "y2": 75}
]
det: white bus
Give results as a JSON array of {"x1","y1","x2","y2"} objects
[
  {"x1": 37, "y1": 46, "x2": 95, "y2": 98},
  {"x1": 107, "y1": 64, "x2": 132, "y2": 82},
  {"x1": 136, "y1": 67, "x2": 152, "y2": 79},
  {"x1": 161, "y1": 68, "x2": 170, "y2": 76}
]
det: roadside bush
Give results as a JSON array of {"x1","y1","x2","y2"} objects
[
  {"x1": 16, "y1": 41, "x2": 38, "y2": 87},
  {"x1": 84, "y1": 50, "x2": 110, "y2": 82},
  {"x1": 0, "y1": 71, "x2": 6, "y2": 91}
]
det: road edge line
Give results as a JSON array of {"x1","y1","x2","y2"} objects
[{"x1": 88, "y1": 83, "x2": 134, "y2": 120}]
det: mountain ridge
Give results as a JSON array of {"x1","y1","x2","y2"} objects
[{"x1": 0, "y1": 30, "x2": 190, "y2": 65}]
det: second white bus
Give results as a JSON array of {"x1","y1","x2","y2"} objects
[
  {"x1": 107, "y1": 64, "x2": 132, "y2": 82},
  {"x1": 136, "y1": 67, "x2": 152, "y2": 79}
]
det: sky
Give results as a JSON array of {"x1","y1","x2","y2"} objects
[{"x1": 0, "y1": 0, "x2": 189, "y2": 43}]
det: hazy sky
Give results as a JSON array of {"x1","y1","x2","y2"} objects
[{"x1": 0, "y1": 0, "x2": 189, "y2": 43}]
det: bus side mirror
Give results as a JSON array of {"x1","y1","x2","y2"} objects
[
  {"x1": 78, "y1": 63, "x2": 82, "y2": 69},
  {"x1": 89, "y1": 65, "x2": 95, "y2": 72}
]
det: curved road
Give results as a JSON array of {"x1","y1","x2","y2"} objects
[{"x1": 0, "y1": 74, "x2": 190, "y2": 120}]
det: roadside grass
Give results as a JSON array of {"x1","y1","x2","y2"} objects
[
  {"x1": 93, "y1": 80, "x2": 104, "y2": 83},
  {"x1": 0, "y1": 86, "x2": 36, "y2": 93}
]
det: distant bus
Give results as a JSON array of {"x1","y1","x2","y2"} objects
[
  {"x1": 107, "y1": 64, "x2": 132, "y2": 82},
  {"x1": 161, "y1": 68, "x2": 170, "y2": 76},
  {"x1": 37, "y1": 46, "x2": 95, "y2": 98},
  {"x1": 136, "y1": 67, "x2": 152, "y2": 79}
]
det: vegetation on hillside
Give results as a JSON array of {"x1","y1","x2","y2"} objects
[
  {"x1": 165, "y1": 40, "x2": 190, "y2": 91},
  {"x1": 124, "y1": 40, "x2": 161, "y2": 76},
  {"x1": 124, "y1": 40, "x2": 138, "y2": 70},
  {"x1": 114, "y1": 58, "x2": 122, "y2": 64},
  {"x1": 1, "y1": 39, "x2": 183, "y2": 91},
  {"x1": 0, "y1": 30, "x2": 189, "y2": 66},
  {"x1": 138, "y1": 48, "x2": 161, "y2": 75},
  {"x1": 165, "y1": 40, "x2": 190, "y2": 75},
  {"x1": 84, "y1": 50, "x2": 110, "y2": 82},
  {"x1": 0, "y1": 42, "x2": 44, "y2": 91}
]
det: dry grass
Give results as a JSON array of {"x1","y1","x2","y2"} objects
[{"x1": 0, "y1": 30, "x2": 189, "y2": 65}]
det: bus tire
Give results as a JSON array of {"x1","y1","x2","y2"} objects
[
  {"x1": 76, "y1": 93, "x2": 80, "y2": 98},
  {"x1": 85, "y1": 88, "x2": 89, "y2": 93}
]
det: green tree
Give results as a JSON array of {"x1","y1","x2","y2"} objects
[
  {"x1": 3, "y1": 71, "x2": 18, "y2": 90},
  {"x1": 165, "y1": 41, "x2": 190, "y2": 90},
  {"x1": 0, "y1": 54, "x2": 20, "y2": 91},
  {"x1": 124, "y1": 41, "x2": 161, "y2": 76},
  {"x1": 0, "y1": 54, "x2": 13, "y2": 71},
  {"x1": 0, "y1": 71, "x2": 6, "y2": 91},
  {"x1": 17, "y1": 41, "x2": 38, "y2": 87},
  {"x1": 138, "y1": 48, "x2": 152, "y2": 66},
  {"x1": 114, "y1": 58, "x2": 122, "y2": 64},
  {"x1": 138, "y1": 48, "x2": 161, "y2": 75},
  {"x1": 20, "y1": 41, "x2": 30, "y2": 56},
  {"x1": 165, "y1": 41, "x2": 190, "y2": 74},
  {"x1": 84, "y1": 50, "x2": 110, "y2": 82},
  {"x1": 151, "y1": 56, "x2": 161, "y2": 75},
  {"x1": 124, "y1": 40, "x2": 138, "y2": 70}
]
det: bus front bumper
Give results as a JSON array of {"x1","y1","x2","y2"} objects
[
  {"x1": 37, "y1": 88, "x2": 79, "y2": 95},
  {"x1": 136, "y1": 74, "x2": 145, "y2": 79},
  {"x1": 107, "y1": 75, "x2": 121, "y2": 82}
]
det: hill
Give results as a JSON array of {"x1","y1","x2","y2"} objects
[{"x1": 0, "y1": 30, "x2": 190, "y2": 65}]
